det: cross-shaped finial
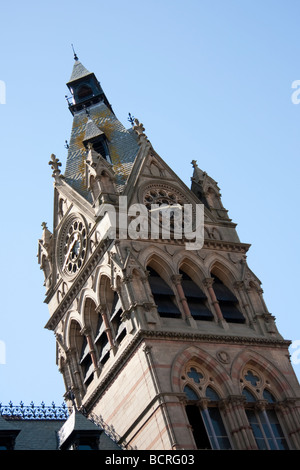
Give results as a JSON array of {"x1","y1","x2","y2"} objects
[
  {"x1": 41, "y1": 222, "x2": 48, "y2": 231},
  {"x1": 48, "y1": 154, "x2": 62, "y2": 178},
  {"x1": 133, "y1": 117, "x2": 149, "y2": 139}
]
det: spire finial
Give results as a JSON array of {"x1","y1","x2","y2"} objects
[
  {"x1": 49, "y1": 153, "x2": 62, "y2": 179},
  {"x1": 71, "y1": 43, "x2": 78, "y2": 61}
]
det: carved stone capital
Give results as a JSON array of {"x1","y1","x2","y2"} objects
[
  {"x1": 255, "y1": 400, "x2": 268, "y2": 411},
  {"x1": 80, "y1": 326, "x2": 91, "y2": 336},
  {"x1": 96, "y1": 304, "x2": 106, "y2": 315},
  {"x1": 171, "y1": 274, "x2": 183, "y2": 285},
  {"x1": 202, "y1": 277, "x2": 214, "y2": 288},
  {"x1": 198, "y1": 398, "x2": 210, "y2": 410},
  {"x1": 234, "y1": 281, "x2": 245, "y2": 290},
  {"x1": 221, "y1": 395, "x2": 246, "y2": 408}
]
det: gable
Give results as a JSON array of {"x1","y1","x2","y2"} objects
[{"x1": 121, "y1": 145, "x2": 215, "y2": 225}]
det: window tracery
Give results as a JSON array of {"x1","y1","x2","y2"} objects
[
  {"x1": 182, "y1": 363, "x2": 231, "y2": 449},
  {"x1": 142, "y1": 185, "x2": 193, "y2": 235},
  {"x1": 241, "y1": 366, "x2": 289, "y2": 450}
]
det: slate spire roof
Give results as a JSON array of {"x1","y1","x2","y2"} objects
[
  {"x1": 83, "y1": 116, "x2": 104, "y2": 143},
  {"x1": 68, "y1": 59, "x2": 92, "y2": 84},
  {"x1": 64, "y1": 59, "x2": 140, "y2": 199}
]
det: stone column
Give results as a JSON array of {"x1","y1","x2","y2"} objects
[
  {"x1": 276, "y1": 399, "x2": 300, "y2": 449},
  {"x1": 203, "y1": 277, "x2": 228, "y2": 329},
  {"x1": 220, "y1": 396, "x2": 257, "y2": 449},
  {"x1": 171, "y1": 274, "x2": 195, "y2": 325},
  {"x1": 66, "y1": 347, "x2": 83, "y2": 405}
]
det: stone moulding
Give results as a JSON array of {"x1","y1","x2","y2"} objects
[{"x1": 82, "y1": 328, "x2": 291, "y2": 414}]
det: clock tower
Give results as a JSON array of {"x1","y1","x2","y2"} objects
[{"x1": 38, "y1": 55, "x2": 300, "y2": 450}]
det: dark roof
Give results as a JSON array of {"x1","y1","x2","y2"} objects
[
  {"x1": 64, "y1": 59, "x2": 140, "y2": 199},
  {"x1": 64, "y1": 101, "x2": 139, "y2": 198},
  {"x1": 68, "y1": 60, "x2": 92, "y2": 84},
  {"x1": 83, "y1": 117, "x2": 105, "y2": 143},
  {"x1": 0, "y1": 406, "x2": 120, "y2": 450}
]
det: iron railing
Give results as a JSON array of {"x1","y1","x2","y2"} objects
[{"x1": 0, "y1": 401, "x2": 69, "y2": 420}]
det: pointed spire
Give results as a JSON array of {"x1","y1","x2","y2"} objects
[
  {"x1": 67, "y1": 46, "x2": 92, "y2": 84},
  {"x1": 191, "y1": 160, "x2": 206, "y2": 183},
  {"x1": 41, "y1": 222, "x2": 52, "y2": 247},
  {"x1": 68, "y1": 59, "x2": 92, "y2": 83}
]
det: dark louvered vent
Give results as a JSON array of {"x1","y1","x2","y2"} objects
[
  {"x1": 180, "y1": 270, "x2": 213, "y2": 321},
  {"x1": 212, "y1": 274, "x2": 245, "y2": 323},
  {"x1": 148, "y1": 267, "x2": 181, "y2": 318}
]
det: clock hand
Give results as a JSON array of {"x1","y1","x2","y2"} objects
[{"x1": 63, "y1": 233, "x2": 79, "y2": 271}]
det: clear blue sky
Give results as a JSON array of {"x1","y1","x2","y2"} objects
[{"x1": 0, "y1": 0, "x2": 299, "y2": 406}]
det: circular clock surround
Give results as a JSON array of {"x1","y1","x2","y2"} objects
[{"x1": 57, "y1": 215, "x2": 88, "y2": 278}]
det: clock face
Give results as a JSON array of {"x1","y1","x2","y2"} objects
[{"x1": 58, "y1": 216, "x2": 87, "y2": 277}]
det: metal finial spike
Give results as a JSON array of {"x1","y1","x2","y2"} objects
[
  {"x1": 71, "y1": 43, "x2": 78, "y2": 61},
  {"x1": 128, "y1": 113, "x2": 135, "y2": 126}
]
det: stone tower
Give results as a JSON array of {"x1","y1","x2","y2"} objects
[{"x1": 38, "y1": 56, "x2": 300, "y2": 450}]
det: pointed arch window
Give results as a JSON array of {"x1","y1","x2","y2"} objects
[
  {"x1": 242, "y1": 388, "x2": 289, "y2": 450},
  {"x1": 148, "y1": 267, "x2": 181, "y2": 319},
  {"x1": 70, "y1": 321, "x2": 94, "y2": 387},
  {"x1": 94, "y1": 314, "x2": 110, "y2": 366},
  {"x1": 92, "y1": 138, "x2": 111, "y2": 163},
  {"x1": 179, "y1": 270, "x2": 213, "y2": 321},
  {"x1": 211, "y1": 274, "x2": 245, "y2": 323},
  {"x1": 110, "y1": 291, "x2": 126, "y2": 344},
  {"x1": 183, "y1": 369, "x2": 231, "y2": 449},
  {"x1": 79, "y1": 337, "x2": 94, "y2": 386}
]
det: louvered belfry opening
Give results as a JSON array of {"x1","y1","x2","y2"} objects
[
  {"x1": 179, "y1": 269, "x2": 213, "y2": 321},
  {"x1": 110, "y1": 291, "x2": 126, "y2": 343},
  {"x1": 211, "y1": 274, "x2": 245, "y2": 323},
  {"x1": 148, "y1": 266, "x2": 181, "y2": 319}
]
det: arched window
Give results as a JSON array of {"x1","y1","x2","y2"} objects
[
  {"x1": 92, "y1": 138, "x2": 111, "y2": 163},
  {"x1": 70, "y1": 320, "x2": 94, "y2": 387},
  {"x1": 242, "y1": 369, "x2": 289, "y2": 450},
  {"x1": 183, "y1": 365, "x2": 231, "y2": 449},
  {"x1": 148, "y1": 266, "x2": 181, "y2": 319},
  {"x1": 94, "y1": 311, "x2": 110, "y2": 366},
  {"x1": 211, "y1": 273, "x2": 245, "y2": 323},
  {"x1": 79, "y1": 336, "x2": 94, "y2": 386},
  {"x1": 179, "y1": 269, "x2": 213, "y2": 321},
  {"x1": 77, "y1": 84, "x2": 93, "y2": 100},
  {"x1": 110, "y1": 291, "x2": 126, "y2": 344}
]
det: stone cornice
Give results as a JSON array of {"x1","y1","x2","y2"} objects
[
  {"x1": 203, "y1": 240, "x2": 250, "y2": 253},
  {"x1": 83, "y1": 328, "x2": 291, "y2": 413}
]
